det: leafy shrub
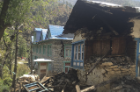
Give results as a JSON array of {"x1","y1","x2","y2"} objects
[
  {"x1": 0, "y1": 79, "x2": 10, "y2": 92},
  {"x1": 2, "y1": 66, "x2": 13, "y2": 86},
  {"x1": 17, "y1": 64, "x2": 30, "y2": 77}
]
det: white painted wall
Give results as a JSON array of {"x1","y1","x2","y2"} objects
[{"x1": 72, "y1": 30, "x2": 85, "y2": 43}]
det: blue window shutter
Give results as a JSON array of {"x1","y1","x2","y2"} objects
[{"x1": 72, "y1": 40, "x2": 85, "y2": 69}]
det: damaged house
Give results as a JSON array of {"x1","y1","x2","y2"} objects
[
  {"x1": 63, "y1": 0, "x2": 140, "y2": 92},
  {"x1": 31, "y1": 24, "x2": 74, "y2": 79}
]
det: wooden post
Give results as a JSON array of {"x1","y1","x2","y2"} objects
[
  {"x1": 75, "y1": 85, "x2": 81, "y2": 92},
  {"x1": 81, "y1": 86, "x2": 95, "y2": 92}
]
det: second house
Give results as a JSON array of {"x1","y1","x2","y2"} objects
[{"x1": 31, "y1": 24, "x2": 74, "y2": 78}]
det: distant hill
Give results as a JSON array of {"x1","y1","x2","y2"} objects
[
  {"x1": 59, "y1": 0, "x2": 77, "y2": 5},
  {"x1": 62, "y1": 0, "x2": 140, "y2": 7},
  {"x1": 65, "y1": 0, "x2": 77, "y2": 5}
]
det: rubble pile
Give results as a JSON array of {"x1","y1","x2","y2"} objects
[
  {"x1": 42, "y1": 69, "x2": 79, "y2": 92},
  {"x1": 88, "y1": 56, "x2": 133, "y2": 66},
  {"x1": 11, "y1": 74, "x2": 39, "y2": 92},
  {"x1": 110, "y1": 76, "x2": 140, "y2": 92}
]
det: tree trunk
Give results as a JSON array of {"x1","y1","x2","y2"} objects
[
  {"x1": 12, "y1": 29, "x2": 18, "y2": 92},
  {"x1": 9, "y1": 56, "x2": 12, "y2": 75},
  {"x1": 0, "y1": 65, "x2": 3, "y2": 79},
  {"x1": 31, "y1": 42, "x2": 33, "y2": 74}
]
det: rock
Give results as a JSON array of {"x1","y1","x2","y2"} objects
[{"x1": 101, "y1": 62, "x2": 113, "y2": 66}]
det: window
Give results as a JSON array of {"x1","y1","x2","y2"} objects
[
  {"x1": 43, "y1": 45, "x2": 46, "y2": 54},
  {"x1": 65, "y1": 45, "x2": 71, "y2": 57},
  {"x1": 81, "y1": 44, "x2": 84, "y2": 60},
  {"x1": 35, "y1": 56, "x2": 38, "y2": 59},
  {"x1": 74, "y1": 46, "x2": 77, "y2": 60},
  {"x1": 47, "y1": 45, "x2": 52, "y2": 56},
  {"x1": 72, "y1": 41, "x2": 84, "y2": 68},
  {"x1": 78, "y1": 45, "x2": 80, "y2": 60},
  {"x1": 36, "y1": 46, "x2": 38, "y2": 53},
  {"x1": 39, "y1": 46, "x2": 41, "y2": 53},
  {"x1": 33, "y1": 46, "x2": 35, "y2": 52},
  {"x1": 74, "y1": 44, "x2": 84, "y2": 60}
]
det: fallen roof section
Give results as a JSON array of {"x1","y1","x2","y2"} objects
[{"x1": 63, "y1": 0, "x2": 140, "y2": 35}]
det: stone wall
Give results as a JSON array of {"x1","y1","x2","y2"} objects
[{"x1": 77, "y1": 57, "x2": 136, "y2": 92}]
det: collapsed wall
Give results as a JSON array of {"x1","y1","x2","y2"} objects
[{"x1": 77, "y1": 56, "x2": 136, "y2": 92}]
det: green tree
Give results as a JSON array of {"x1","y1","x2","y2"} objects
[{"x1": 0, "y1": 0, "x2": 31, "y2": 41}]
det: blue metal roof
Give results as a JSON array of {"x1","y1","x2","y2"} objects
[
  {"x1": 49, "y1": 24, "x2": 64, "y2": 37},
  {"x1": 36, "y1": 31, "x2": 41, "y2": 42},
  {"x1": 34, "y1": 28, "x2": 42, "y2": 42},
  {"x1": 35, "y1": 28, "x2": 42, "y2": 31},
  {"x1": 32, "y1": 26, "x2": 73, "y2": 43},
  {"x1": 31, "y1": 36, "x2": 34, "y2": 42},
  {"x1": 50, "y1": 37, "x2": 73, "y2": 40},
  {"x1": 41, "y1": 29, "x2": 48, "y2": 40}
]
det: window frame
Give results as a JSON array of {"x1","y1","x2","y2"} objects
[
  {"x1": 36, "y1": 45, "x2": 38, "y2": 53},
  {"x1": 39, "y1": 45, "x2": 41, "y2": 54},
  {"x1": 135, "y1": 38, "x2": 140, "y2": 77},
  {"x1": 43, "y1": 45, "x2": 46, "y2": 54},
  {"x1": 64, "y1": 44, "x2": 72, "y2": 58},
  {"x1": 47, "y1": 44, "x2": 52, "y2": 57},
  {"x1": 33, "y1": 46, "x2": 35, "y2": 52},
  {"x1": 71, "y1": 40, "x2": 85, "y2": 69}
]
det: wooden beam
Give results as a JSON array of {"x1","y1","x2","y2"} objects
[
  {"x1": 81, "y1": 86, "x2": 95, "y2": 92},
  {"x1": 75, "y1": 85, "x2": 81, "y2": 92}
]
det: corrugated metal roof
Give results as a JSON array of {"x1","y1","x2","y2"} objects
[
  {"x1": 50, "y1": 36, "x2": 73, "y2": 40},
  {"x1": 36, "y1": 31, "x2": 41, "y2": 42},
  {"x1": 35, "y1": 28, "x2": 42, "y2": 31},
  {"x1": 41, "y1": 29, "x2": 48, "y2": 40},
  {"x1": 31, "y1": 36, "x2": 34, "y2": 42},
  {"x1": 34, "y1": 28, "x2": 43, "y2": 42},
  {"x1": 49, "y1": 24, "x2": 64, "y2": 37},
  {"x1": 91, "y1": 1, "x2": 122, "y2": 7}
]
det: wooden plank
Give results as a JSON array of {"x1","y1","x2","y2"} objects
[
  {"x1": 92, "y1": 40, "x2": 96, "y2": 56},
  {"x1": 118, "y1": 37, "x2": 126, "y2": 55},
  {"x1": 40, "y1": 63, "x2": 46, "y2": 66},
  {"x1": 101, "y1": 40, "x2": 110, "y2": 56},
  {"x1": 111, "y1": 37, "x2": 126, "y2": 55},
  {"x1": 40, "y1": 69, "x2": 46, "y2": 73},
  {"x1": 92, "y1": 39, "x2": 110, "y2": 56},
  {"x1": 112, "y1": 37, "x2": 119, "y2": 55},
  {"x1": 96, "y1": 40, "x2": 102, "y2": 56},
  {"x1": 75, "y1": 85, "x2": 81, "y2": 92},
  {"x1": 85, "y1": 40, "x2": 93, "y2": 62},
  {"x1": 81, "y1": 86, "x2": 95, "y2": 92}
]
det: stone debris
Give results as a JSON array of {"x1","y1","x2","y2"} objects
[
  {"x1": 110, "y1": 76, "x2": 140, "y2": 92},
  {"x1": 88, "y1": 56, "x2": 133, "y2": 66},
  {"x1": 19, "y1": 69, "x2": 140, "y2": 92},
  {"x1": 42, "y1": 69, "x2": 80, "y2": 92}
]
